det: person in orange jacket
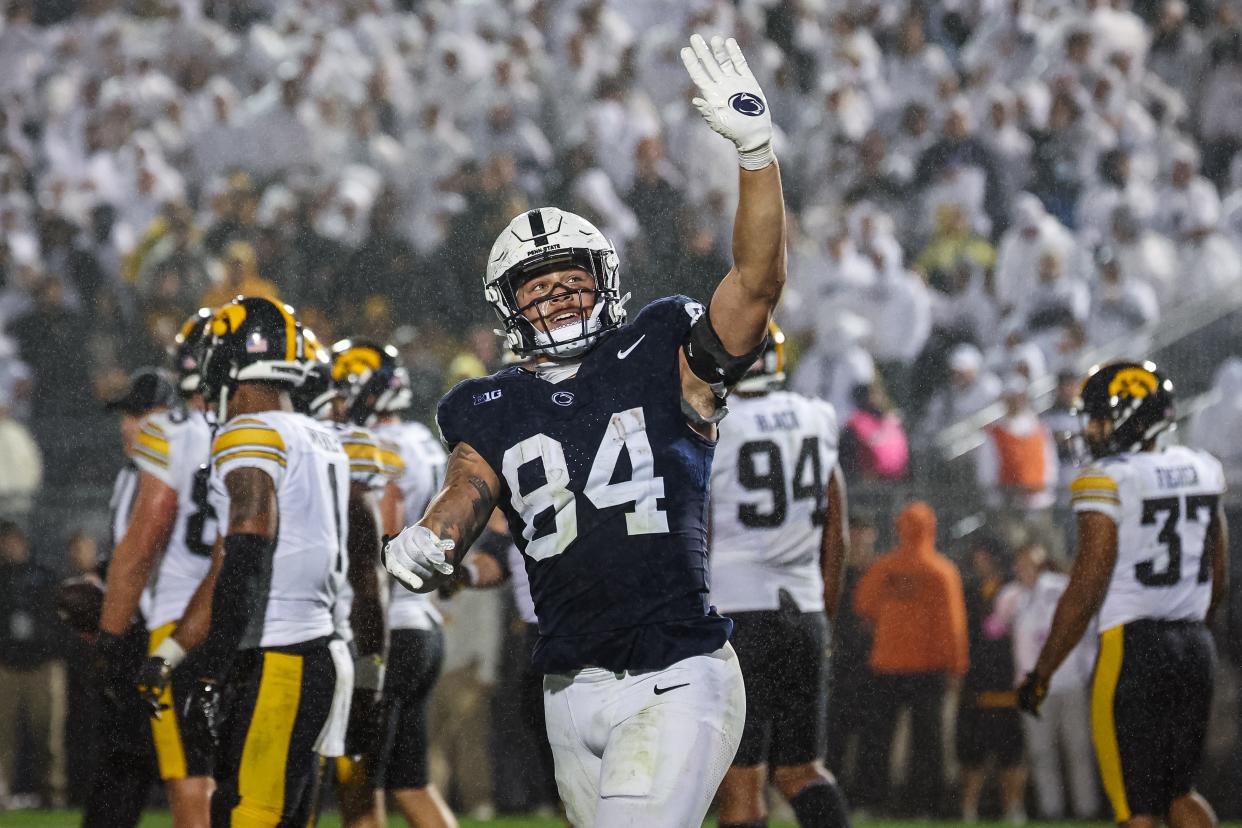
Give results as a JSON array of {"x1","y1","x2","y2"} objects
[{"x1": 851, "y1": 501, "x2": 969, "y2": 817}]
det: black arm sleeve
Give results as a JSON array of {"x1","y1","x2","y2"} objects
[
  {"x1": 683, "y1": 311, "x2": 769, "y2": 393},
  {"x1": 197, "y1": 533, "x2": 271, "y2": 681}
]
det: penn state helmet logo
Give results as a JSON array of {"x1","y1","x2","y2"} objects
[
  {"x1": 552, "y1": 391, "x2": 575, "y2": 407},
  {"x1": 729, "y1": 92, "x2": 765, "y2": 116}
]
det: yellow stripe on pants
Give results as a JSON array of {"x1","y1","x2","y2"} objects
[
  {"x1": 1092, "y1": 625, "x2": 1131, "y2": 822},
  {"x1": 147, "y1": 623, "x2": 188, "y2": 780},
  {"x1": 232, "y1": 652, "x2": 303, "y2": 827}
]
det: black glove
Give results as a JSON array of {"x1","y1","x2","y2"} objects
[
  {"x1": 1016, "y1": 671, "x2": 1050, "y2": 718},
  {"x1": 135, "y1": 655, "x2": 174, "y2": 719},
  {"x1": 182, "y1": 678, "x2": 223, "y2": 750},
  {"x1": 96, "y1": 631, "x2": 135, "y2": 708}
]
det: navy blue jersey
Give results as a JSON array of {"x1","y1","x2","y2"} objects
[{"x1": 437, "y1": 296, "x2": 732, "y2": 673}]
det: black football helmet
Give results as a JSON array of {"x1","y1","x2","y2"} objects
[
  {"x1": 170, "y1": 307, "x2": 213, "y2": 395},
  {"x1": 735, "y1": 321, "x2": 786, "y2": 393},
  {"x1": 199, "y1": 296, "x2": 308, "y2": 417},
  {"x1": 330, "y1": 337, "x2": 411, "y2": 425},
  {"x1": 1075, "y1": 360, "x2": 1176, "y2": 458},
  {"x1": 294, "y1": 328, "x2": 338, "y2": 420}
]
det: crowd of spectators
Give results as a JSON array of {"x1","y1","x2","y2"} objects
[
  {"x1": 4, "y1": 0, "x2": 1242, "y2": 820},
  {"x1": 0, "y1": 0, "x2": 1240, "y2": 449}
]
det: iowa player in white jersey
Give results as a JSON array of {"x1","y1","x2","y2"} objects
[
  {"x1": 329, "y1": 338, "x2": 456, "y2": 828},
  {"x1": 1018, "y1": 362, "x2": 1227, "y2": 828},
  {"x1": 155, "y1": 296, "x2": 353, "y2": 826},
  {"x1": 710, "y1": 323, "x2": 851, "y2": 828},
  {"x1": 96, "y1": 310, "x2": 219, "y2": 827}
]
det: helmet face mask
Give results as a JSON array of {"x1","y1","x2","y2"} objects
[
  {"x1": 1073, "y1": 361, "x2": 1175, "y2": 460},
  {"x1": 485, "y1": 208, "x2": 628, "y2": 359}
]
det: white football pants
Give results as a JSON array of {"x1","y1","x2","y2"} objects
[{"x1": 543, "y1": 643, "x2": 746, "y2": 827}]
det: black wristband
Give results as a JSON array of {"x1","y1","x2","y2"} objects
[{"x1": 198, "y1": 532, "x2": 272, "y2": 680}]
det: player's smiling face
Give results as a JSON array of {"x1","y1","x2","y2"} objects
[{"x1": 515, "y1": 267, "x2": 597, "y2": 333}]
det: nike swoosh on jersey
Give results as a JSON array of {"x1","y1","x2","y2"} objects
[
  {"x1": 617, "y1": 335, "x2": 646, "y2": 359},
  {"x1": 653, "y1": 682, "x2": 689, "y2": 695}
]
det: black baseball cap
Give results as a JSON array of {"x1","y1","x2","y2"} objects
[{"x1": 105, "y1": 368, "x2": 177, "y2": 415}]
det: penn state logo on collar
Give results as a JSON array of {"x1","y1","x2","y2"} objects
[{"x1": 551, "y1": 391, "x2": 575, "y2": 407}]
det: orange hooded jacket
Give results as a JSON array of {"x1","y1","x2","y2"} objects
[{"x1": 853, "y1": 501, "x2": 969, "y2": 676}]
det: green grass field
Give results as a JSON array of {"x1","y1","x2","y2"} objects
[{"x1": 0, "y1": 814, "x2": 1134, "y2": 828}]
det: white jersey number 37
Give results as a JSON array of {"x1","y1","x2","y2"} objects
[{"x1": 501, "y1": 407, "x2": 668, "y2": 561}]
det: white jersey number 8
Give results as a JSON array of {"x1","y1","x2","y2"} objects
[{"x1": 501, "y1": 407, "x2": 668, "y2": 561}]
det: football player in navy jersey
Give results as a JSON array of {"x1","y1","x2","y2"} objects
[{"x1": 383, "y1": 34, "x2": 784, "y2": 826}]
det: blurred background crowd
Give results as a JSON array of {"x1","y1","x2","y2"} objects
[{"x1": 4, "y1": 0, "x2": 1242, "y2": 821}]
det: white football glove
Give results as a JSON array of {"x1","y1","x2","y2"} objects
[
  {"x1": 382, "y1": 525, "x2": 455, "y2": 594},
  {"x1": 680, "y1": 33, "x2": 775, "y2": 170}
]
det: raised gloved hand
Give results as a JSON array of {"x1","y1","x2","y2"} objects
[
  {"x1": 382, "y1": 526, "x2": 455, "y2": 594},
  {"x1": 680, "y1": 33, "x2": 774, "y2": 170},
  {"x1": 1016, "y1": 670, "x2": 1049, "y2": 718}
]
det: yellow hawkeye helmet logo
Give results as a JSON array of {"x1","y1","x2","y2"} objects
[
  {"x1": 211, "y1": 303, "x2": 248, "y2": 337},
  {"x1": 1107, "y1": 367, "x2": 1159, "y2": 400},
  {"x1": 333, "y1": 347, "x2": 382, "y2": 382}
]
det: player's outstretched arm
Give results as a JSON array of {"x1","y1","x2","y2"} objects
[
  {"x1": 821, "y1": 465, "x2": 849, "y2": 623},
  {"x1": 385, "y1": 442, "x2": 500, "y2": 594},
  {"x1": 99, "y1": 472, "x2": 179, "y2": 636},
  {"x1": 681, "y1": 33, "x2": 786, "y2": 356},
  {"x1": 1024, "y1": 511, "x2": 1118, "y2": 706}
]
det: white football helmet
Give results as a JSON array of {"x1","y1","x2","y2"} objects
[{"x1": 484, "y1": 207, "x2": 629, "y2": 359}]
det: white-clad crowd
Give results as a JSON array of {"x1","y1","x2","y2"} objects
[{"x1": 0, "y1": 0, "x2": 1241, "y2": 448}]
